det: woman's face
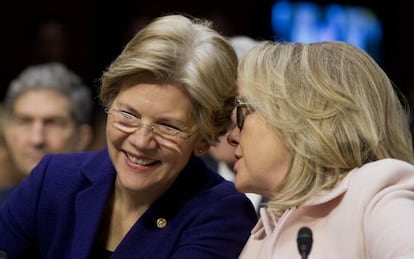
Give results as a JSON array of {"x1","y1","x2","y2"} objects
[
  {"x1": 228, "y1": 98, "x2": 292, "y2": 198},
  {"x1": 106, "y1": 80, "x2": 203, "y2": 198}
]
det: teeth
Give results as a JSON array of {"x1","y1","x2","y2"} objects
[{"x1": 127, "y1": 153, "x2": 155, "y2": 165}]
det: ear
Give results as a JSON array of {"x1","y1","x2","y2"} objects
[
  {"x1": 76, "y1": 124, "x2": 93, "y2": 151},
  {"x1": 193, "y1": 139, "x2": 210, "y2": 157}
]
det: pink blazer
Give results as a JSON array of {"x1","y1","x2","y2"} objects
[{"x1": 239, "y1": 159, "x2": 414, "y2": 259}]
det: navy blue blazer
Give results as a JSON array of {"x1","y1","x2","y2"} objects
[{"x1": 0, "y1": 148, "x2": 257, "y2": 259}]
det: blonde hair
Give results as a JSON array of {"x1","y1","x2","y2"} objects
[
  {"x1": 229, "y1": 35, "x2": 261, "y2": 59},
  {"x1": 239, "y1": 41, "x2": 414, "y2": 213},
  {"x1": 100, "y1": 14, "x2": 238, "y2": 144}
]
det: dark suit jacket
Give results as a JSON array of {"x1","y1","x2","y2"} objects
[
  {"x1": 0, "y1": 187, "x2": 14, "y2": 206},
  {"x1": 0, "y1": 148, "x2": 257, "y2": 259}
]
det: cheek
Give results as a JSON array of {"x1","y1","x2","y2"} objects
[
  {"x1": 106, "y1": 126, "x2": 126, "y2": 148},
  {"x1": 241, "y1": 135, "x2": 275, "y2": 173},
  {"x1": 257, "y1": 136, "x2": 290, "y2": 184},
  {"x1": 46, "y1": 130, "x2": 79, "y2": 148},
  {"x1": 240, "y1": 120, "x2": 291, "y2": 189},
  {"x1": 4, "y1": 127, "x2": 18, "y2": 144},
  {"x1": 240, "y1": 136, "x2": 291, "y2": 194}
]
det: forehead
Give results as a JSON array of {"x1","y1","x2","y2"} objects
[
  {"x1": 114, "y1": 82, "x2": 197, "y2": 129},
  {"x1": 13, "y1": 89, "x2": 71, "y2": 117},
  {"x1": 115, "y1": 83, "x2": 193, "y2": 114}
]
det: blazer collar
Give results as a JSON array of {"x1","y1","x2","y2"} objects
[
  {"x1": 71, "y1": 149, "x2": 116, "y2": 256},
  {"x1": 252, "y1": 168, "x2": 357, "y2": 239},
  {"x1": 69, "y1": 150, "x2": 214, "y2": 256}
]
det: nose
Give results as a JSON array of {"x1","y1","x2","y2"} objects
[
  {"x1": 227, "y1": 126, "x2": 240, "y2": 146},
  {"x1": 128, "y1": 124, "x2": 157, "y2": 148},
  {"x1": 139, "y1": 124, "x2": 154, "y2": 133},
  {"x1": 30, "y1": 121, "x2": 47, "y2": 148}
]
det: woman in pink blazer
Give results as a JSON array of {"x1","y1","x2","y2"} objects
[{"x1": 228, "y1": 41, "x2": 414, "y2": 258}]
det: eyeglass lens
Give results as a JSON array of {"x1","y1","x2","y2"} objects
[{"x1": 236, "y1": 102, "x2": 244, "y2": 129}]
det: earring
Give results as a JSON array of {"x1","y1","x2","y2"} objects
[{"x1": 198, "y1": 149, "x2": 203, "y2": 154}]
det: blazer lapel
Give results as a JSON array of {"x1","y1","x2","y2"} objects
[{"x1": 70, "y1": 151, "x2": 115, "y2": 257}]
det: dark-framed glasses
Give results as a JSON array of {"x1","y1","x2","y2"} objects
[
  {"x1": 105, "y1": 108, "x2": 197, "y2": 141},
  {"x1": 236, "y1": 99, "x2": 250, "y2": 130}
]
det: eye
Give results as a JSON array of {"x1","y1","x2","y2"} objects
[
  {"x1": 166, "y1": 122, "x2": 181, "y2": 129},
  {"x1": 158, "y1": 123, "x2": 181, "y2": 132},
  {"x1": 45, "y1": 117, "x2": 70, "y2": 128},
  {"x1": 156, "y1": 124, "x2": 181, "y2": 137},
  {"x1": 120, "y1": 110, "x2": 138, "y2": 120},
  {"x1": 12, "y1": 116, "x2": 32, "y2": 126},
  {"x1": 152, "y1": 117, "x2": 184, "y2": 131}
]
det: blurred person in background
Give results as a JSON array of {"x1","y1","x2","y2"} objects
[
  {"x1": 0, "y1": 62, "x2": 93, "y2": 204},
  {"x1": 0, "y1": 103, "x2": 18, "y2": 205}
]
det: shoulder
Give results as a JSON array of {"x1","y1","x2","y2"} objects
[
  {"x1": 36, "y1": 148, "x2": 111, "y2": 174},
  {"x1": 39, "y1": 148, "x2": 108, "y2": 167},
  {"x1": 359, "y1": 158, "x2": 413, "y2": 172},
  {"x1": 348, "y1": 158, "x2": 414, "y2": 187},
  {"x1": 27, "y1": 148, "x2": 113, "y2": 189},
  {"x1": 173, "y1": 156, "x2": 248, "y2": 204},
  {"x1": 186, "y1": 175, "x2": 256, "y2": 222},
  {"x1": 346, "y1": 159, "x2": 414, "y2": 257},
  {"x1": 342, "y1": 158, "x2": 414, "y2": 208},
  {"x1": 167, "y1": 156, "x2": 256, "y2": 216},
  {"x1": 8, "y1": 149, "x2": 114, "y2": 208}
]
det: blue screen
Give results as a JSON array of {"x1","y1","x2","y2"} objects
[{"x1": 271, "y1": 1, "x2": 383, "y2": 63}]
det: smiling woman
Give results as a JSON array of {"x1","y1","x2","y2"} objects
[{"x1": 0, "y1": 14, "x2": 257, "y2": 258}]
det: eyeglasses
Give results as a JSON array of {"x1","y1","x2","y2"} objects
[
  {"x1": 106, "y1": 108, "x2": 198, "y2": 141},
  {"x1": 236, "y1": 99, "x2": 251, "y2": 130}
]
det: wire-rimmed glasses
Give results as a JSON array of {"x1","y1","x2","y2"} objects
[{"x1": 106, "y1": 108, "x2": 198, "y2": 142}]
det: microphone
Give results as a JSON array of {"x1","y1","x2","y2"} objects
[{"x1": 297, "y1": 226, "x2": 313, "y2": 259}]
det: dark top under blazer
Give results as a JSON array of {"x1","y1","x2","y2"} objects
[{"x1": 0, "y1": 148, "x2": 257, "y2": 259}]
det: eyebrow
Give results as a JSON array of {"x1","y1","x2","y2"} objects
[{"x1": 113, "y1": 103, "x2": 193, "y2": 129}]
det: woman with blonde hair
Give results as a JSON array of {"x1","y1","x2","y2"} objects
[
  {"x1": 228, "y1": 41, "x2": 414, "y2": 258},
  {"x1": 0, "y1": 14, "x2": 257, "y2": 258}
]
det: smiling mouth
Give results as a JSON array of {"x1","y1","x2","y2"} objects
[{"x1": 126, "y1": 152, "x2": 159, "y2": 166}]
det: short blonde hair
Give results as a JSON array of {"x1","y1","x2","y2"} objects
[
  {"x1": 100, "y1": 14, "x2": 238, "y2": 144},
  {"x1": 239, "y1": 41, "x2": 414, "y2": 213}
]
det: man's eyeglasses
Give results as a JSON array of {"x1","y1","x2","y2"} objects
[{"x1": 106, "y1": 108, "x2": 198, "y2": 141}]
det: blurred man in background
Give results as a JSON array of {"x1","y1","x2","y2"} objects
[{"x1": 0, "y1": 62, "x2": 93, "y2": 204}]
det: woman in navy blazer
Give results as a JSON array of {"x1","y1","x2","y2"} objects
[{"x1": 0, "y1": 14, "x2": 257, "y2": 258}]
